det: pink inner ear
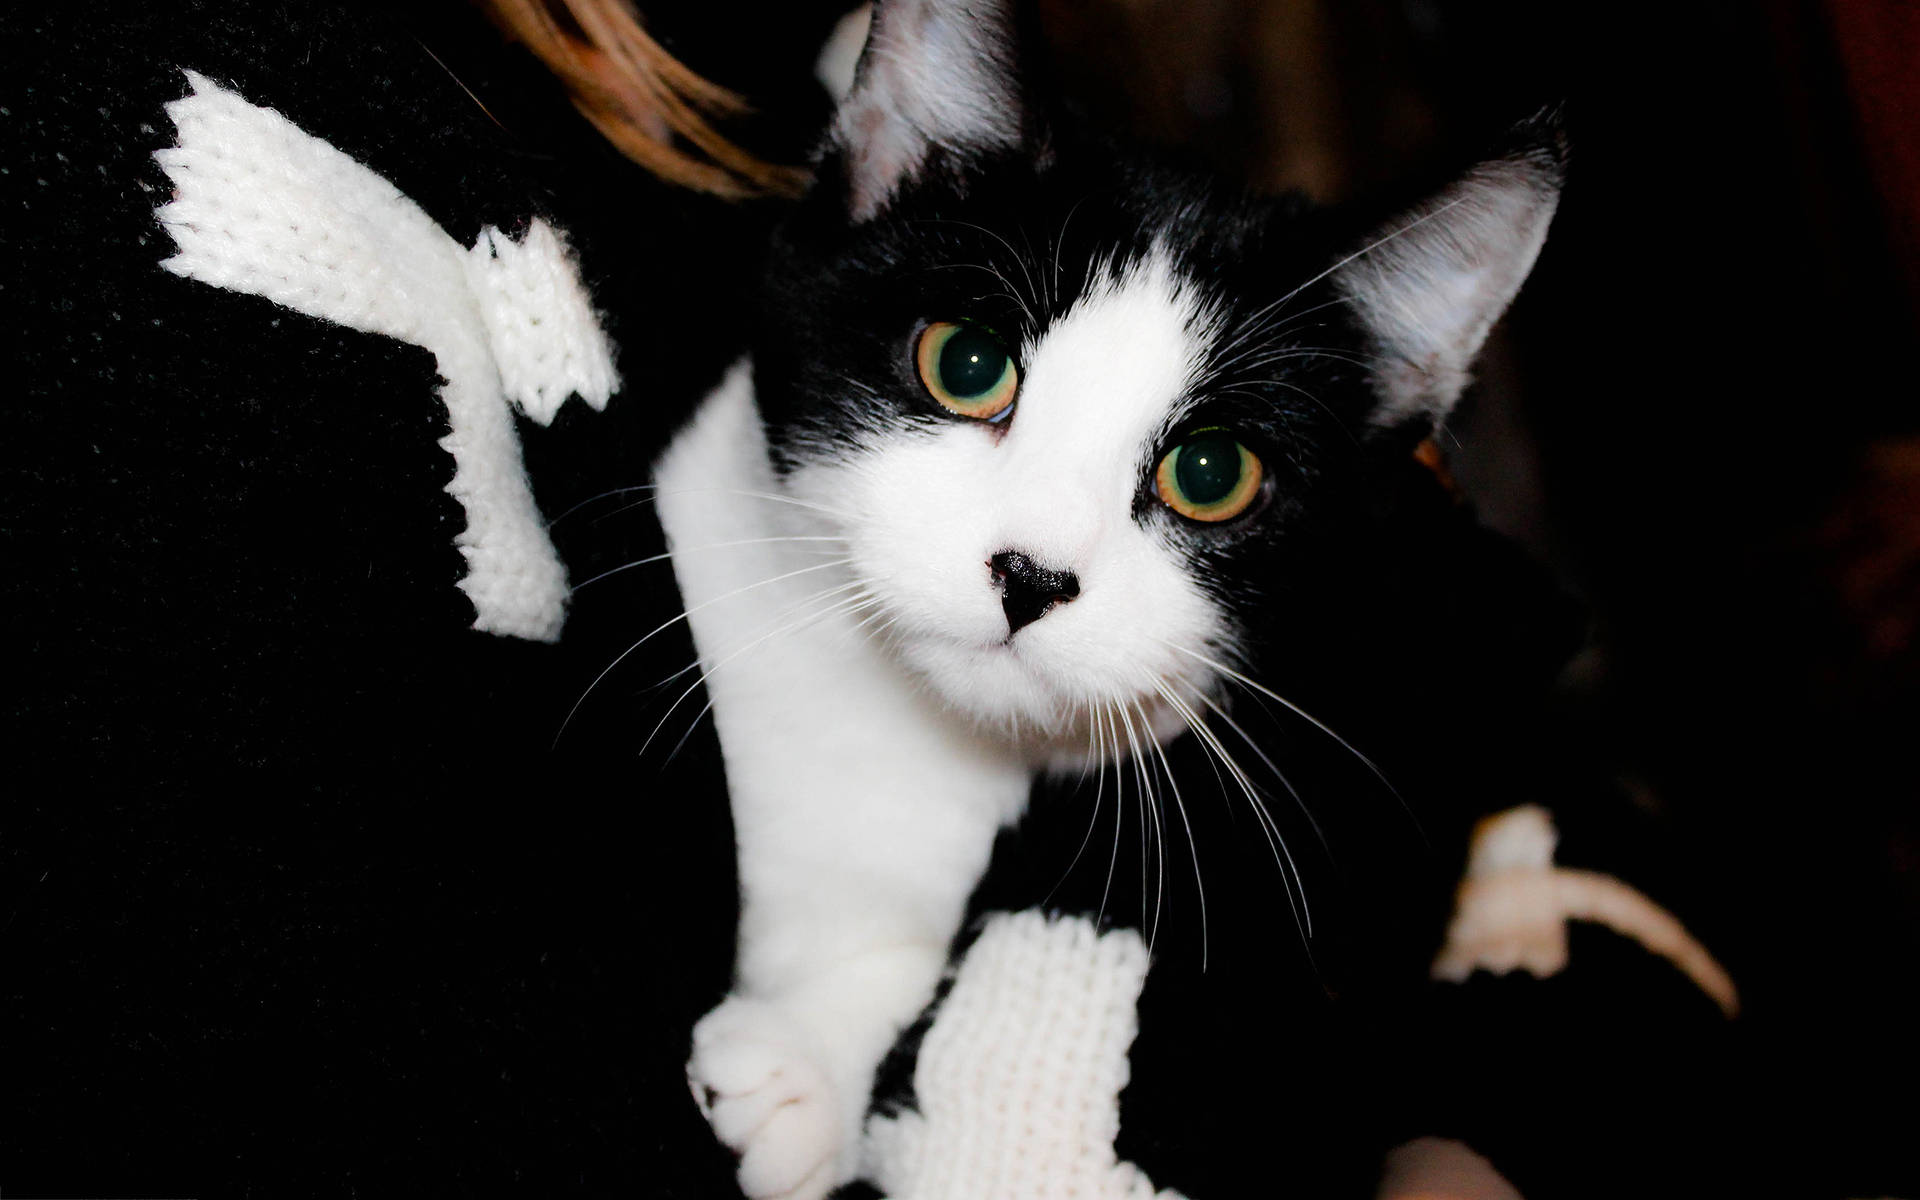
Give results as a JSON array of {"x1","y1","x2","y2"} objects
[
  {"x1": 842, "y1": 102, "x2": 928, "y2": 221},
  {"x1": 827, "y1": 0, "x2": 1026, "y2": 221},
  {"x1": 1333, "y1": 152, "x2": 1563, "y2": 427}
]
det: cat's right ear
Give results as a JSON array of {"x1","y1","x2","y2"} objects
[
  {"x1": 823, "y1": 0, "x2": 1032, "y2": 220},
  {"x1": 1332, "y1": 111, "x2": 1567, "y2": 430}
]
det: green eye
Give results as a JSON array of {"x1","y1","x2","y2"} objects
[
  {"x1": 1154, "y1": 429, "x2": 1264, "y2": 522},
  {"x1": 916, "y1": 321, "x2": 1018, "y2": 420}
]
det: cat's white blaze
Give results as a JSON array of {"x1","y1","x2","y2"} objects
[
  {"x1": 787, "y1": 253, "x2": 1225, "y2": 749},
  {"x1": 661, "y1": 363, "x2": 1033, "y2": 1197}
]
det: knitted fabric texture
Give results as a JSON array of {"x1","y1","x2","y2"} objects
[
  {"x1": 1432, "y1": 805, "x2": 1741, "y2": 1017},
  {"x1": 863, "y1": 911, "x2": 1188, "y2": 1200},
  {"x1": 463, "y1": 221, "x2": 618, "y2": 427},
  {"x1": 153, "y1": 69, "x2": 618, "y2": 641}
]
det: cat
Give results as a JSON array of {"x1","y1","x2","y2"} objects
[{"x1": 657, "y1": 2, "x2": 1561, "y2": 1196}]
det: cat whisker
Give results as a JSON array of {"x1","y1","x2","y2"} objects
[
  {"x1": 1166, "y1": 638, "x2": 1426, "y2": 847},
  {"x1": 1154, "y1": 679, "x2": 1311, "y2": 942},
  {"x1": 552, "y1": 556, "x2": 855, "y2": 747},
  {"x1": 572, "y1": 535, "x2": 849, "y2": 592},
  {"x1": 584, "y1": 484, "x2": 863, "y2": 526},
  {"x1": 1151, "y1": 638, "x2": 1401, "y2": 805},
  {"x1": 1183, "y1": 682, "x2": 1336, "y2": 868},
  {"x1": 1048, "y1": 195, "x2": 1089, "y2": 313},
  {"x1": 914, "y1": 263, "x2": 1037, "y2": 322},
  {"x1": 648, "y1": 578, "x2": 868, "y2": 695},
  {"x1": 1204, "y1": 297, "x2": 1351, "y2": 375},
  {"x1": 1123, "y1": 701, "x2": 1157, "y2": 945},
  {"x1": 640, "y1": 587, "x2": 885, "y2": 762},
  {"x1": 656, "y1": 587, "x2": 887, "y2": 767},
  {"x1": 1210, "y1": 381, "x2": 1359, "y2": 447},
  {"x1": 1098, "y1": 701, "x2": 1123, "y2": 931},
  {"x1": 1121, "y1": 698, "x2": 1167, "y2": 948},
  {"x1": 1137, "y1": 687, "x2": 1207, "y2": 968},
  {"x1": 915, "y1": 218, "x2": 1043, "y2": 327},
  {"x1": 843, "y1": 601, "x2": 908, "y2": 661},
  {"x1": 1250, "y1": 194, "x2": 1473, "y2": 344},
  {"x1": 1016, "y1": 225, "x2": 1044, "y2": 313},
  {"x1": 1226, "y1": 346, "x2": 1388, "y2": 378},
  {"x1": 1043, "y1": 696, "x2": 1110, "y2": 910},
  {"x1": 546, "y1": 483, "x2": 657, "y2": 527},
  {"x1": 1195, "y1": 194, "x2": 1472, "y2": 405},
  {"x1": 654, "y1": 587, "x2": 886, "y2": 768},
  {"x1": 1110, "y1": 698, "x2": 1162, "y2": 949}
]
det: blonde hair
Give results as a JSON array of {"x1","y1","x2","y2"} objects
[{"x1": 477, "y1": 0, "x2": 810, "y2": 198}]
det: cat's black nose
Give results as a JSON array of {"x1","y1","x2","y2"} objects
[{"x1": 989, "y1": 550, "x2": 1081, "y2": 636}]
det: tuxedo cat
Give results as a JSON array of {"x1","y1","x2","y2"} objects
[{"x1": 659, "y1": 2, "x2": 1561, "y2": 1196}]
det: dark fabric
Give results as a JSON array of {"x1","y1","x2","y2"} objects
[{"x1": 1, "y1": 0, "x2": 839, "y2": 1193}]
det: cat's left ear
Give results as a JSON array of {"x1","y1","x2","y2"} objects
[
  {"x1": 825, "y1": 0, "x2": 1033, "y2": 220},
  {"x1": 1333, "y1": 112, "x2": 1567, "y2": 428}
]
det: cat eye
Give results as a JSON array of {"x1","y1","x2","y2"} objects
[
  {"x1": 1154, "y1": 429, "x2": 1265, "y2": 523},
  {"x1": 916, "y1": 321, "x2": 1019, "y2": 421}
]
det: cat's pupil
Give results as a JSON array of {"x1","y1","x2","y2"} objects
[
  {"x1": 937, "y1": 326, "x2": 1008, "y2": 398},
  {"x1": 1174, "y1": 430, "x2": 1242, "y2": 504}
]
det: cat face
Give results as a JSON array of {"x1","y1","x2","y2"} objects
[{"x1": 751, "y1": 0, "x2": 1562, "y2": 762}]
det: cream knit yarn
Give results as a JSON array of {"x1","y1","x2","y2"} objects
[{"x1": 864, "y1": 911, "x2": 1188, "y2": 1200}]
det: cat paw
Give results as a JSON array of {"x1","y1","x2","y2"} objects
[{"x1": 689, "y1": 996, "x2": 844, "y2": 1200}]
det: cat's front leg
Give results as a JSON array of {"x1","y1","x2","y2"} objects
[
  {"x1": 688, "y1": 755, "x2": 1026, "y2": 1200},
  {"x1": 657, "y1": 364, "x2": 1031, "y2": 1197},
  {"x1": 690, "y1": 943, "x2": 948, "y2": 1200},
  {"x1": 684, "y1": 698, "x2": 1027, "y2": 1198}
]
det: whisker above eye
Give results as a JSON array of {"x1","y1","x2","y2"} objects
[
  {"x1": 1243, "y1": 345, "x2": 1389, "y2": 371},
  {"x1": 913, "y1": 218, "x2": 1044, "y2": 328},
  {"x1": 1205, "y1": 296, "x2": 1351, "y2": 376},
  {"x1": 1048, "y1": 194, "x2": 1091, "y2": 315},
  {"x1": 915, "y1": 262, "x2": 1040, "y2": 323},
  {"x1": 1209, "y1": 382, "x2": 1359, "y2": 448},
  {"x1": 1231, "y1": 193, "x2": 1473, "y2": 351}
]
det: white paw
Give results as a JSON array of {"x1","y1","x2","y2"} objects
[{"x1": 689, "y1": 996, "x2": 844, "y2": 1200}]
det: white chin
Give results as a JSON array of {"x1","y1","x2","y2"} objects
[
  {"x1": 897, "y1": 636, "x2": 1072, "y2": 734},
  {"x1": 892, "y1": 633, "x2": 1195, "y2": 760}
]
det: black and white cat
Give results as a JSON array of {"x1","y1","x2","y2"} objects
[{"x1": 660, "y1": 2, "x2": 1561, "y2": 1196}]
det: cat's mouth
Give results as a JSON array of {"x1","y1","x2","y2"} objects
[{"x1": 875, "y1": 620, "x2": 1198, "y2": 754}]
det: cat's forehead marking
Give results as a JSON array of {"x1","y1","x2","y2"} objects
[{"x1": 1011, "y1": 250, "x2": 1219, "y2": 471}]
